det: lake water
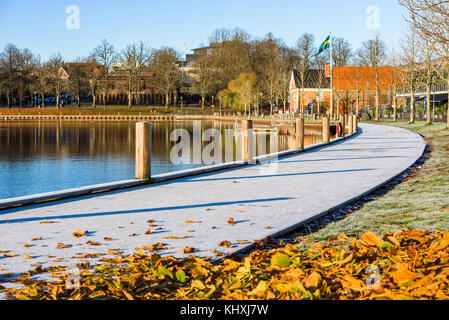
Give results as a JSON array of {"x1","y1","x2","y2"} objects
[{"x1": 0, "y1": 120, "x2": 325, "y2": 199}]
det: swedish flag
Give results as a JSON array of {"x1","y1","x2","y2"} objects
[{"x1": 316, "y1": 35, "x2": 331, "y2": 56}]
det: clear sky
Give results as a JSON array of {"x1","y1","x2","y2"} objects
[{"x1": 0, "y1": 0, "x2": 409, "y2": 61}]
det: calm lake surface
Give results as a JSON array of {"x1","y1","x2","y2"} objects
[{"x1": 0, "y1": 120, "x2": 325, "y2": 199}]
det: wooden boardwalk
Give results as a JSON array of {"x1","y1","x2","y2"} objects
[{"x1": 0, "y1": 123, "x2": 425, "y2": 278}]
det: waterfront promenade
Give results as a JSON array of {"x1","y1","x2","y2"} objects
[{"x1": 0, "y1": 123, "x2": 425, "y2": 278}]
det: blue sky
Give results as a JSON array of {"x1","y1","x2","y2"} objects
[{"x1": 0, "y1": 0, "x2": 409, "y2": 61}]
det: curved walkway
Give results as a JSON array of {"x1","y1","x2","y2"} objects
[{"x1": 0, "y1": 124, "x2": 426, "y2": 276}]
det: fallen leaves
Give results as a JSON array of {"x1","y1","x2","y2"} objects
[
  {"x1": 86, "y1": 241, "x2": 102, "y2": 246},
  {"x1": 7, "y1": 230, "x2": 449, "y2": 300},
  {"x1": 56, "y1": 243, "x2": 71, "y2": 249},
  {"x1": 163, "y1": 236, "x2": 191, "y2": 240},
  {"x1": 183, "y1": 247, "x2": 195, "y2": 254},
  {"x1": 218, "y1": 241, "x2": 234, "y2": 248},
  {"x1": 73, "y1": 230, "x2": 87, "y2": 238}
]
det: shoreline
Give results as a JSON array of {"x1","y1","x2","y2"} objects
[{"x1": 0, "y1": 127, "x2": 355, "y2": 211}]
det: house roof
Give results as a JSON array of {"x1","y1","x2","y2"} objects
[
  {"x1": 332, "y1": 66, "x2": 404, "y2": 91},
  {"x1": 290, "y1": 69, "x2": 330, "y2": 90},
  {"x1": 290, "y1": 66, "x2": 405, "y2": 92}
]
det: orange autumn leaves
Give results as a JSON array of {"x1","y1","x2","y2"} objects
[{"x1": 5, "y1": 229, "x2": 449, "y2": 300}]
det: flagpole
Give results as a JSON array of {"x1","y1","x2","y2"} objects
[{"x1": 330, "y1": 32, "x2": 333, "y2": 120}]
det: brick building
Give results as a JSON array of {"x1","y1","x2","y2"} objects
[
  {"x1": 62, "y1": 62, "x2": 167, "y2": 106},
  {"x1": 290, "y1": 65, "x2": 404, "y2": 115}
]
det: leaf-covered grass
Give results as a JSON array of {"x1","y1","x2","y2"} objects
[{"x1": 293, "y1": 120, "x2": 449, "y2": 243}]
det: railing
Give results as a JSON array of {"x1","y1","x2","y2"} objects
[
  {"x1": 397, "y1": 82, "x2": 448, "y2": 96},
  {"x1": 134, "y1": 116, "x2": 359, "y2": 179}
]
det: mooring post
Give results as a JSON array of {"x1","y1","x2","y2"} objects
[
  {"x1": 296, "y1": 117, "x2": 304, "y2": 150},
  {"x1": 348, "y1": 114, "x2": 353, "y2": 135},
  {"x1": 242, "y1": 119, "x2": 253, "y2": 162},
  {"x1": 341, "y1": 114, "x2": 346, "y2": 137},
  {"x1": 353, "y1": 115, "x2": 358, "y2": 134},
  {"x1": 322, "y1": 116, "x2": 330, "y2": 143},
  {"x1": 135, "y1": 122, "x2": 151, "y2": 179}
]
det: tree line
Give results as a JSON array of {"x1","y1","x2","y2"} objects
[
  {"x1": 0, "y1": 40, "x2": 182, "y2": 109},
  {"x1": 2, "y1": 23, "x2": 447, "y2": 121},
  {"x1": 397, "y1": 0, "x2": 449, "y2": 126},
  {"x1": 0, "y1": 27, "x2": 363, "y2": 112}
]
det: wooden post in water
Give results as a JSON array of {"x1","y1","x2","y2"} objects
[
  {"x1": 341, "y1": 114, "x2": 346, "y2": 137},
  {"x1": 242, "y1": 119, "x2": 253, "y2": 162},
  {"x1": 345, "y1": 114, "x2": 349, "y2": 135},
  {"x1": 348, "y1": 114, "x2": 353, "y2": 135},
  {"x1": 296, "y1": 117, "x2": 304, "y2": 150},
  {"x1": 353, "y1": 115, "x2": 358, "y2": 133},
  {"x1": 322, "y1": 116, "x2": 330, "y2": 143},
  {"x1": 135, "y1": 122, "x2": 151, "y2": 179}
]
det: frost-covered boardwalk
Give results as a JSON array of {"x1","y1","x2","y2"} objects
[{"x1": 0, "y1": 124, "x2": 425, "y2": 276}]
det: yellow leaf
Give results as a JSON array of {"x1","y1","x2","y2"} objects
[
  {"x1": 191, "y1": 279, "x2": 206, "y2": 291},
  {"x1": 304, "y1": 271, "x2": 320, "y2": 288},
  {"x1": 56, "y1": 243, "x2": 71, "y2": 249},
  {"x1": 390, "y1": 263, "x2": 422, "y2": 284},
  {"x1": 86, "y1": 241, "x2": 102, "y2": 246},
  {"x1": 340, "y1": 275, "x2": 365, "y2": 291},
  {"x1": 123, "y1": 291, "x2": 134, "y2": 300},
  {"x1": 73, "y1": 229, "x2": 86, "y2": 238},
  {"x1": 250, "y1": 281, "x2": 267, "y2": 297},
  {"x1": 360, "y1": 232, "x2": 384, "y2": 247},
  {"x1": 284, "y1": 268, "x2": 305, "y2": 280},
  {"x1": 135, "y1": 248, "x2": 147, "y2": 256}
]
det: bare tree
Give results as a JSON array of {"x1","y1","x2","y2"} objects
[
  {"x1": 389, "y1": 50, "x2": 408, "y2": 121},
  {"x1": 399, "y1": 0, "x2": 449, "y2": 127},
  {"x1": 399, "y1": 29, "x2": 420, "y2": 123},
  {"x1": 93, "y1": 39, "x2": 117, "y2": 108},
  {"x1": 356, "y1": 35, "x2": 387, "y2": 121},
  {"x1": 208, "y1": 28, "x2": 252, "y2": 93},
  {"x1": 65, "y1": 58, "x2": 88, "y2": 107},
  {"x1": 0, "y1": 44, "x2": 22, "y2": 107},
  {"x1": 191, "y1": 51, "x2": 215, "y2": 109},
  {"x1": 21, "y1": 49, "x2": 38, "y2": 107},
  {"x1": 151, "y1": 47, "x2": 181, "y2": 108},
  {"x1": 272, "y1": 47, "x2": 296, "y2": 112},
  {"x1": 47, "y1": 53, "x2": 66, "y2": 108},
  {"x1": 121, "y1": 43, "x2": 139, "y2": 107},
  {"x1": 35, "y1": 56, "x2": 49, "y2": 108},
  {"x1": 295, "y1": 33, "x2": 315, "y2": 114},
  {"x1": 332, "y1": 37, "x2": 353, "y2": 66},
  {"x1": 119, "y1": 42, "x2": 152, "y2": 107},
  {"x1": 313, "y1": 54, "x2": 329, "y2": 116},
  {"x1": 353, "y1": 67, "x2": 364, "y2": 116},
  {"x1": 253, "y1": 34, "x2": 287, "y2": 115},
  {"x1": 85, "y1": 55, "x2": 101, "y2": 108},
  {"x1": 416, "y1": 36, "x2": 436, "y2": 124}
]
